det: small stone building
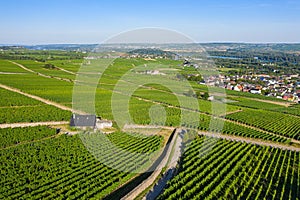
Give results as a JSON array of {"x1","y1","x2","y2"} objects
[
  {"x1": 70, "y1": 114, "x2": 96, "y2": 129},
  {"x1": 70, "y1": 114, "x2": 112, "y2": 130}
]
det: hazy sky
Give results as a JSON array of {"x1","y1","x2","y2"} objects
[{"x1": 1, "y1": 0, "x2": 299, "y2": 44}]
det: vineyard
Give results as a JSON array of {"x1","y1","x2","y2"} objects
[
  {"x1": 0, "y1": 87, "x2": 42, "y2": 107},
  {"x1": 0, "y1": 105, "x2": 70, "y2": 123},
  {"x1": 226, "y1": 89, "x2": 290, "y2": 102},
  {"x1": 273, "y1": 106, "x2": 300, "y2": 117},
  {"x1": 228, "y1": 96, "x2": 300, "y2": 117},
  {"x1": 228, "y1": 96, "x2": 286, "y2": 110},
  {"x1": 0, "y1": 60, "x2": 29, "y2": 73},
  {"x1": 0, "y1": 131, "x2": 163, "y2": 199},
  {"x1": 0, "y1": 126, "x2": 56, "y2": 148},
  {"x1": 196, "y1": 115, "x2": 287, "y2": 142},
  {"x1": 128, "y1": 98, "x2": 287, "y2": 143},
  {"x1": 226, "y1": 108, "x2": 300, "y2": 140},
  {"x1": 1, "y1": 55, "x2": 300, "y2": 200},
  {"x1": 221, "y1": 119, "x2": 287, "y2": 143},
  {"x1": 0, "y1": 86, "x2": 71, "y2": 123},
  {"x1": 0, "y1": 73, "x2": 74, "y2": 104},
  {"x1": 47, "y1": 59, "x2": 83, "y2": 73},
  {"x1": 15, "y1": 60, "x2": 76, "y2": 80},
  {"x1": 158, "y1": 136, "x2": 300, "y2": 200}
]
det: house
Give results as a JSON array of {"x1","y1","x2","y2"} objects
[
  {"x1": 234, "y1": 85, "x2": 243, "y2": 92},
  {"x1": 70, "y1": 114, "x2": 96, "y2": 129},
  {"x1": 70, "y1": 114, "x2": 113, "y2": 130},
  {"x1": 250, "y1": 89, "x2": 261, "y2": 94}
]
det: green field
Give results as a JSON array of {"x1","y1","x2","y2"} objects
[
  {"x1": 0, "y1": 126, "x2": 57, "y2": 148},
  {"x1": 0, "y1": 132, "x2": 163, "y2": 199},
  {"x1": 0, "y1": 87, "x2": 70, "y2": 123},
  {"x1": 158, "y1": 136, "x2": 299, "y2": 200},
  {"x1": 0, "y1": 55, "x2": 299, "y2": 199},
  {"x1": 226, "y1": 108, "x2": 300, "y2": 140}
]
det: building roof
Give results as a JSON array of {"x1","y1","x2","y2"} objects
[{"x1": 70, "y1": 114, "x2": 96, "y2": 127}]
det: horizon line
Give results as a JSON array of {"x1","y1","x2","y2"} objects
[{"x1": 1, "y1": 41, "x2": 300, "y2": 46}]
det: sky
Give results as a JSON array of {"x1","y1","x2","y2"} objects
[{"x1": 0, "y1": 0, "x2": 299, "y2": 44}]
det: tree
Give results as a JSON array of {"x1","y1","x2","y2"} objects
[
  {"x1": 43, "y1": 63, "x2": 57, "y2": 69},
  {"x1": 202, "y1": 92, "x2": 209, "y2": 100}
]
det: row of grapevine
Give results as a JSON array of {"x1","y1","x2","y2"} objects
[
  {"x1": 0, "y1": 126, "x2": 56, "y2": 148},
  {"x1": 228, "y1": 96, "x2": 300, "y2": 117},
  {"x1": 226, "y1": 108, "x2": 300, "y2": 140},
  {"x1": 128, "y1": 95, "x2": 287, "y2": 143},
  {"x1": 158, "y1": 136, "x2": 300, "y2": 200},
  {"x1": 0, "y1": 60, "x2": 28, "y2": 73},
  {"x1": 0, "y1": 105, "x2": 71, "y2": 123},
  {"x1": 273, "y1": 106, "x2": 300, "y2": 117},
  {"x1": 0, "y1": 73, "x2": 74, "y2": 104},
  {"x1": 0, "y1": 87, "x2": 42, "y2": 107},
  {"x1": 0, "y1": 131, "x2": 163, "y2": 199},
  {"x1": 228, "y1": 96, "x2": 285, "y2": 110}
]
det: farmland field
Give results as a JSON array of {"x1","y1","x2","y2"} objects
[
  {"x1": 1, "y1": 1, "x2": 300, "y2": 199},
  {"x1": 0, "y1": 126, "x2": 57, "y2": 148},
  {"x1": 158, "y1": 136, "x2": 300, "y2": 200},
  {"x1": 0, "y1": 132, "x2": 163, "y2": 200},
  {"x1": 226, "y1": 108, "x2": 300, "y2": 140},
  {"x1": 14, "y1": 60, "x2": 75, "y2": 79},
  {"x1": 0, "y1": 55, "x2": 299, "y2": 200},
  {"x1": 0, "y1": 86, "x2": 71, "y2": 123},
  {"x1": 0, "y1": 60, "x2": 29, "y2": 73}
]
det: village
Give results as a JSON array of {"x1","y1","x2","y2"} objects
[{"x1": 205, "y1": 73, "x2": 300, "y2": 103}]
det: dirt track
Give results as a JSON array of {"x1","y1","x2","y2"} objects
[
  {"x1": 0, "y1": 83, "x2": 85, "y2": 114},
  {"x1": 0, "y1": 121, "x2": 69, "y2": 129},
  {"x1": 250, "y1": 98, "x2": 291, "y2": 107},
  {"x1": 123, "y1": 124, "x2": 300, "y2": 152},
  {"x1": 198, "y1": 131, "x2": 300, "y2": 152},
  {"x1": 228, "y1": 94, "x2": 293, "y2": 107},
  {"x1": 8, "y1": 60, "x2": 73, "y2": 82}
]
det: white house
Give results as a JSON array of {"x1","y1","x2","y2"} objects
[{"x1": 250, "y1": 89, "x2": 261, "y2": 94}]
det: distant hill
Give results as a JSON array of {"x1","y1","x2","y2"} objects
[
  {"x1": 1, "y1": 43, "x2": 300, "y2": 53},
  {"x1": 24, "y1": 44, "x2": 98, "y2": 51},
  {"x1": 128, "y1": 48, "x2": 177, "y2": 58}
]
